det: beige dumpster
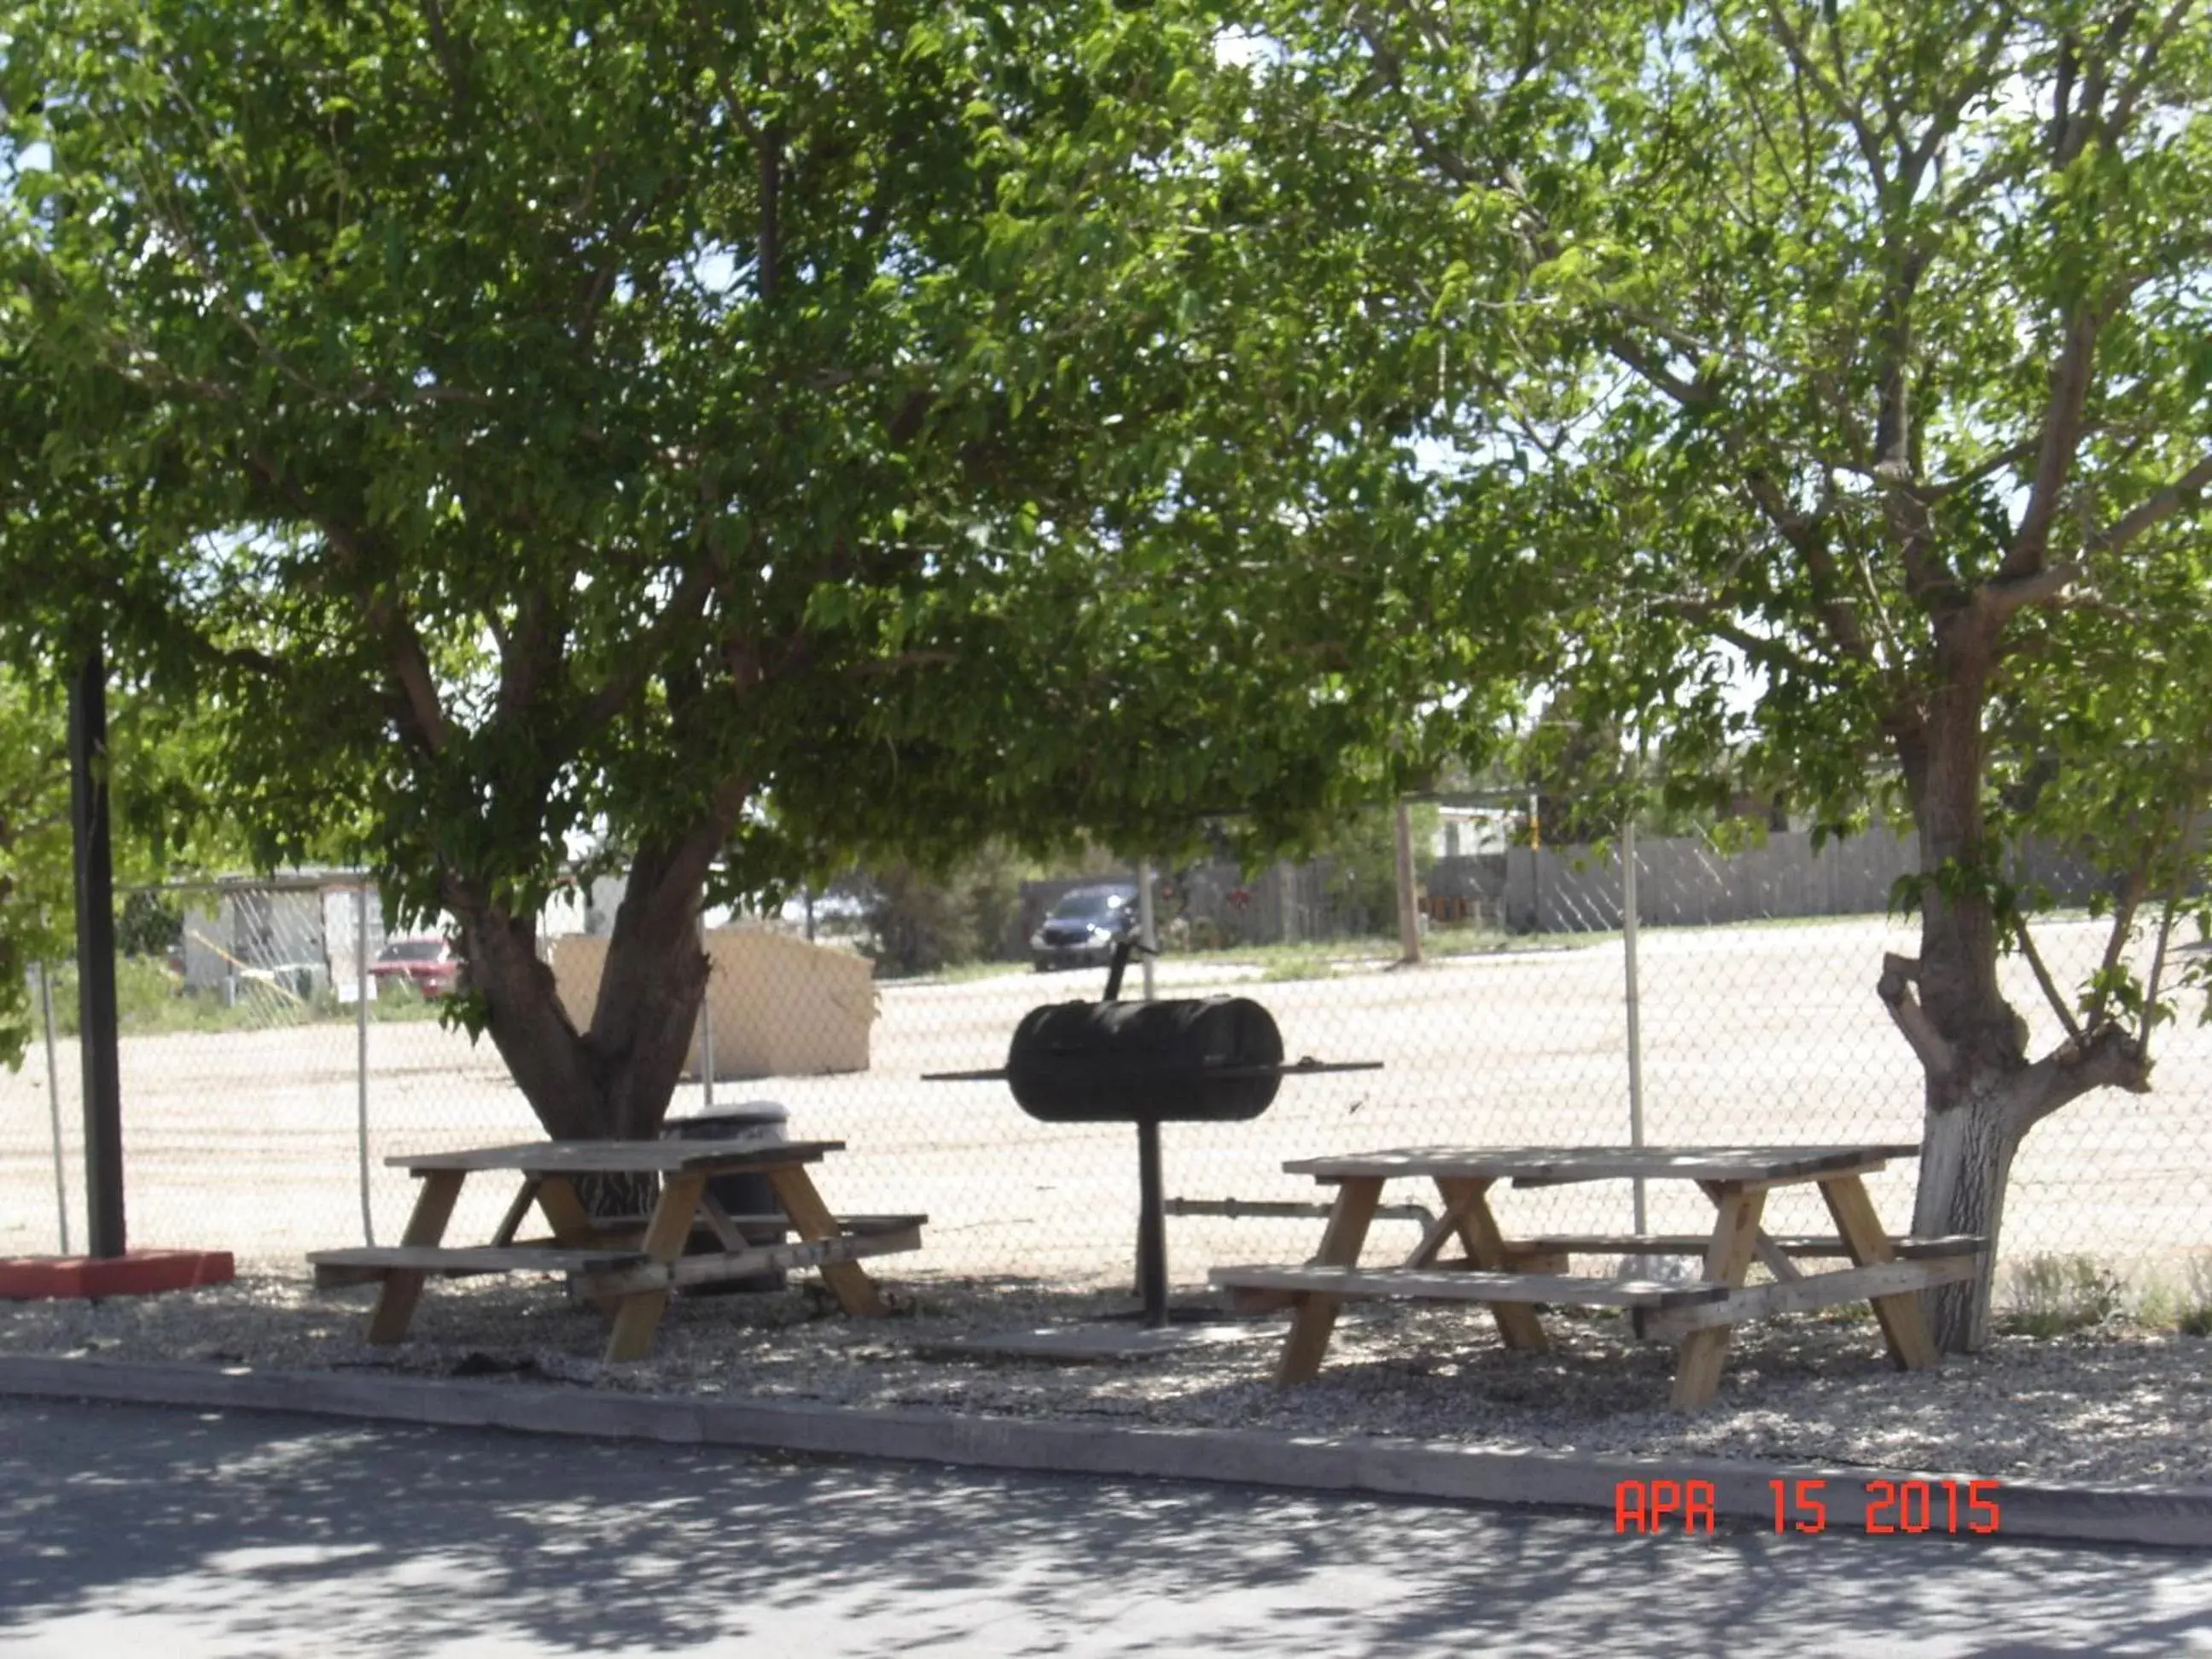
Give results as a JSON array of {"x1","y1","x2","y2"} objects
[{"x1": 551, "y1": 929, "x2": 876, "y2": 1080}]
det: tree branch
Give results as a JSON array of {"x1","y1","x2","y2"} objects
[
  {"x1": 1905, "y1": 5, "x2": 2018, "y2": 181},
  {"x1": 242, "y1": 451, "x2": 448, "y2": 754},
  {"x1": 573, "y1": 559, "x2": 719, "y2": 736},
  {"x1": 2086, "y1": 449, "x2": 2212, "y2": 559},
  {"x1": 2006, "y1": 283, "x2": 2142, "y2": 579},
  {"x1": 2108, "y1": 0, "x2": 2198, "y2": 137},
  {"x1": 1982, "y1": 559, "x2": 2082, "y2": 619},
  {"x1": 1878, "y1": 952, "x2": 1957, "y2": 1077},
  {"x1": 2007, "y1": 311, "x2": 2100, "y2": 577},
  {"x1": 1657, "y1": 597, "x2": 1829, "y2": 682},
  {"x1": 2010, "y1": 914, "x2": 2084, "y2": 1044},
  {"x1": 1347, "y1": 12, "x2": 1479, "y2": 189},
  {"x1": 366, "y1": 593, "x2": 451, "y2": 760},
  {"x1": 1878, "y1": 460, "x2": 1949, "y2": 600},
  {"x1": 1762, "y1": 0, "x2": 1889, "y2": 190},
  {"x1": 1743, "y1": 470, "x2": 1875, "y2": 662},
  {"x1": 1604, "y1": 334, "x2": 1713, "y2": 409},
  {"x1": 420, "y1": 0, "x2": 471, "y2": 125},
  {"x1": 492, "y1": 589, "x2": 562, "y2": 730},
  {"x1": 2083, "y1": 870, "x2": 2145, "y2": 1033},
  {"x1": 758, "y1": 122, "x2": 783, "y2": 303},
  {"x1": 1920, "y1": 436, "x2": 2040, "y2": 502},
  {"x1": 2015, "y1": 1024, "x2": 2151, "y2": 1133},
  {"x1": 2140, "y1": 883, "x2": 2184, "y2": 1049}
]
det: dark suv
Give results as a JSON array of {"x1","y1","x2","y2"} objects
[{"x1": 1028, "y1": 884, "x2": 1140, "y2": 971}]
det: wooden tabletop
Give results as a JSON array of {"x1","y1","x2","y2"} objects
[
  {"x1": 1283, "y1": 1144, "x2": 1921, "y2": 1185},
  {"x1": 387, "y1": 1138, "x2": 845, "y2": 1175}
]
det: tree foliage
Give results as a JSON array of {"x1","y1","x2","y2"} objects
[
  {"x1": 0, "y1": 0, "x2": 1514, "y2": 1138},
  {"x1": 1237, "y1": 0, "x2": 2212, "y2": 1346},
  {"x1": 0, "y1": 666, "x2": 227, "y2": 1066}
]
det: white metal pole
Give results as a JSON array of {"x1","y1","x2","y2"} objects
[
  {"x1": 1528, "y1": 791, "x2": 1543, "y2": 932},
  {"x1": 1137, "y1": 860, "x2": 1158, "y2": 1001},
  {"x1": 355, "y1": 884, "x2": 375, "y2": 1245},
  {"x1": 1393, "y1": 798, "x2": 1422, "y2": 964},
  {"x1": 698, "y1": 916, "x2": 716, "y2": 1111},
  {"x1": 38, "y1": 962, "x2": 69, "y2": 1255},
  {"x1": 1623, "y1": 815, "x2": 1647, "y2": 1235}
]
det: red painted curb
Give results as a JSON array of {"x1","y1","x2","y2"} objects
[{"x1": 0, "y1": 1250, "x2": 236, "y2": 1301}]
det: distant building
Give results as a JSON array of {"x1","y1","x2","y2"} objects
[
  {"x1": 180, "y1": 872, "x2": 387, "y2": 1001},
  {"x1": 1434, "y1": 806, "x2": 1514, "y2": 859}
]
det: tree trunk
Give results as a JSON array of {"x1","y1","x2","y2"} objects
[
  {"x1": 445, "y1": 831, "x2": 723, "y2": 1150},
  {"x1": 1893, "y1": 622, "x2": 2032, "y2": 1353},
  {"x1": 1908, "y1": 1064, "x2": 2027, "y2": 1352},
  {"x1": 1888, "y1": 619, "x2": 2158, "y2": 1350}
]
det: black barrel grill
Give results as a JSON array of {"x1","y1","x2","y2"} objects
[{"x1": 927, "y1": 944, "x2": 1378, "y2": 1325}]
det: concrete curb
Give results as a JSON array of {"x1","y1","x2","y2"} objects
[{"x1": 3, "y1": 1354, "x2": 2207, "y2": 1551}]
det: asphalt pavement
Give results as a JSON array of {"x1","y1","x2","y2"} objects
[{"x1": 0, "y1": 1399, "x2": 2206, "y2": 1656}]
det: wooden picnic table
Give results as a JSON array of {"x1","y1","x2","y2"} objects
[
  {"x1": 1209, "y1": 1144, "x2": 1981, "y2": 1409},
  {"x1": 309, "y1": 1138, "x2": 923, "y2": 1364}
]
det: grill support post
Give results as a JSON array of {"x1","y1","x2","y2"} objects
[
  {"x1": 1136, "y1": 1116, "x2": 1168, "y2": 1327},
  {"x1": 928, "y1": 983, "x2": 1379, "y2": 1331}
]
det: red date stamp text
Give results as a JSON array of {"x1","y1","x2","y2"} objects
[{"x1": 1612, "y1": 1477, "x2": 2002, "y2": 1535}]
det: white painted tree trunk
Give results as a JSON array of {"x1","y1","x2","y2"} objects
[{"x1": 1910, "y1": 1071, "x2": 2027, "y2": 1353}]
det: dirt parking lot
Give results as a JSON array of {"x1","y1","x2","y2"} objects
[{"x1": 3, "y1": 915, "x2": 2208, "y2": 1293}]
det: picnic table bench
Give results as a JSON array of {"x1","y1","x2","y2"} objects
[
  {"x1": 1209, "y1": 1144, "x2": 1980, "y2": 1409},
  {"x1": 309, "y1": 1138, "x2": 923, "y2": 1364}
]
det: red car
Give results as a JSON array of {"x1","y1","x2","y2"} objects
[{"x1": 370, "y1": 936, "x2": 464, "y2": 999}]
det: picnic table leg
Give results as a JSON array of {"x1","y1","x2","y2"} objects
[
  {"x1": 1669, "y1": 1180, "x2": 1766, "y2": 1410},
  {"x1": 1820, "y1": 1173, "x2": 1939, "y2": 1371},
  {"x1": 767, "y1": 1163, "x2": 888, "y2": 1316},
  {"x1": 1277, "y1": 1176, "x2": 1382, "y2": 1385},
  {"x1": 602, "y1": 1173, "x2": 706, "y2": 1364},
  {"x1": 365, "y1": 1170, "x2": 465, "y2": 1345},
  {"x1": 489, "y1": 1178, "x2": 544, "y2": 1248},
  {"x1": 1433, "y1": 1177, "x2": 1550, "y2": 1353},
  {"x1": 1694, "y1": 1178, "x2": 1803, "y2": 1286},
  {"x1": 535, "y1": 1174, "x2": 625, "y2": 1315}
]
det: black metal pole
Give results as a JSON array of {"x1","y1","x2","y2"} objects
[
  {"x1": 68, "y1": 646, "x2": 125, "y2": 1259},
  {"x1": 1135, "y1": 1116, "x2": 1167, "y2": 1327}
]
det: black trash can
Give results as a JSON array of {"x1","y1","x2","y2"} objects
[{"x1": 660, "y1": 1100, "x2": 790, "y2": 1294}]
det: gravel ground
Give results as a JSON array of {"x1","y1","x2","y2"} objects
[{"x1": 4, "y1": 1270, "x2": 2207, "y2": 1491}]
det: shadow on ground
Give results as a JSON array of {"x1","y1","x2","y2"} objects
[{"x1": 0, "y1": 1400, "x2": 2206, "y2": 1656}]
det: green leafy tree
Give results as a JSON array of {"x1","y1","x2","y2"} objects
[
  {"x1": 0, "y1": 666, "x2": 227, "y2": 1064},
  {"x1": 0, "y1": 0, "x2": 1474, "y2": 1140},
  {"x1": 844, "y1": 841, "x2": 1036, "y2": 976},
  {"x1": 0, "y1": 672, "x2": 73, "y2": 1063},
  {"x1": 1246, "y1": 0, "x2": 2212, "y2": 1348},
  {"x1": 1299, "y1": 799, "x2": 1438, "y2": 933}
]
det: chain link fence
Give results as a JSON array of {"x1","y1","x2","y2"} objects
[{"x1": 3, "y1": 831, "x2": 2207, "y2": 1307}]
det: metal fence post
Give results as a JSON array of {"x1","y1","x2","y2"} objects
[
  {"x1": 1133, "y1": 858, "x2": 1162, "y2": 1314},
  {"x1": 698, "y1": 915, "x2": 716, "y2": 1111},
  {"x1": 1137, "y1": 860, "x2": 1157, "y2": 1002},
  {"x1": 68, "y1": 645, "x2": 125, "y2": 1259},
  {"x1": 38, "y1": 962, "x2": 69, "y2": 1255},
  {"x1": 1528, "y1": 791, "x2": 1545, "y2": 932},
  {"x1": 1394, "y1": 798, "x2": 1423, "y2": 964},
  {"x1": 355, "y1": 883, "x2": 375, "y2": 1246},
  {"x1": 1622, "y1": 817, "x2": 1647, "y2": 1235}
]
